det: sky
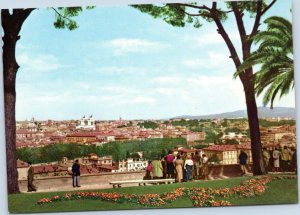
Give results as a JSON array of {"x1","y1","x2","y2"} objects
[{"x1": 15, "y1": 0, "x2": 294, "y2": 121}]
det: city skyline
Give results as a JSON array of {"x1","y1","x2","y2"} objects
[
  {"x1": 16, "y1": 106, "x2": 296, "y2": 121},
  {"x1": 15, "y1": 1, "x2": 294, "y2": 121}
]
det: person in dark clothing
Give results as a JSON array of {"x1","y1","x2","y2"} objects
[
  {"x1": 238, "y1": 151, "x2": 248, "y2": 175},
  {"x1": 291, "y1": 148, "x2": 297, "y2": 174},
  {"x1": 72, "y1": 160, "x2": 81, "y2": 187},
  {"x1": 27, "y1": 161, "x2": 37, "y2": 192},
  {"x1": 166, "y1": 150, "x2": 175, "y2": 179},
  {"x1": 160, "y1": 154, "x2": 167, "y2": 179}
]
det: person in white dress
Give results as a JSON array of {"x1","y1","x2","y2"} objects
[{"x1": 272, "y1": 147, "x2": 281, "y2": 172}]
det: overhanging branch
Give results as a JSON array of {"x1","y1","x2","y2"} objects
[
  {"x1": 262, "y1": 0, "x2": 277, "y2": 15},
  {"x1": 211, "y1": 2, "x2": 241, "y2": 69},
  {"x1": 51, "y1": 7, "x2": 73, "y2": 22},
  {"x1": 250, "y1": 1, "x2": 263, "y2": 39},
  {"x1": 177, "y1": 3, "x2": 211, "y2": 11}
]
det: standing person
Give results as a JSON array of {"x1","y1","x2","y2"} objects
[
  {"x1": 152, "y1": 158, "x2": 163, "y2": 179},
  {"x1": 269, "y1": 148, "x2": 274, "y2": 172},
  {"x1": 238, "y1": 150, "x2": 248, "y2": 176},
  {"x1": 144, "y1": 161, "x2": 152, "y2": 180},
  {"x1": 72, "y1": 159, "x2": 81, "y2": 187},
  {"x1": 291, "y1": 147, "x2": 297, "y2": 174},
  {"x1": 273, "y1": 147, "x2": 281, "y2": 172},
  {"x1": 161, "y1": 154, "x2": 167, "y2": 179},
  {"x1": 184, "y1": 155, "x2": 194, "y2": 181},
  {"x1": 193, "y1": 151, "x2": 201, "y2": 180},
  {"x1": 181, "y1": 152, "x2": 187, "y2": 180},
  {"x1": 202, "y1": 154, "x2": 209, "y2": 180},
  {"x1": 27, "y1": 162, "x2": 37, "y2": 192},
  {"x1": 262, "y1": 147, "x2": 270, "y2": 172},
  {"x1": 166, "y1": 150, "x2": 175, "y2": 178},
  {"x1": 174, "y1": 154, "x2": 184, "y2": 182},
  {"x1": 281, "y1": 146, "x2": 291, "y2": 172}
]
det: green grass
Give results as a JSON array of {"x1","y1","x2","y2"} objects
[
  {"x1": 229, "y1": 178, "x2": 299, "y2": 206},
  {"x1": 8, "y1": 176, "x2": 298, "y2": 213}
]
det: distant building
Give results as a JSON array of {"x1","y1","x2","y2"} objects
[
  {"x1": 220, "y1": 132, "x2": 249, "y2": 144},
  {"x1": 60, "y1": 154, "x2": 118, "y2": 173},
  {"x1": 16, "y1": 129, "x2": 36, "y2": 139},
  {"x1": 64, "y1": 132, "x2": 104, "y2": 144},
  {"x1": 82, "y1": 153, "x2": 113, "y2": 167},
  {"x1": 76, "y1": 115, "x2": 96, "y2": 130},
  {"x1": 32, "y1": 164, "x2": 69, "y2": 178},
  {"x1": 181, "y1": 132, "x2": 206, "y2": 144},
  {"x1": 203, "y1": 145, "x2": 238, "y2": 165},
  {"x1": 202, "y1": 143, "x2": 252, "y2": 165},
  {"x1": 117, "y1": 158, "x2": 147, "y2": 172}
]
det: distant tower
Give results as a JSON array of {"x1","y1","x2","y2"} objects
[{"x1": 47, "y1": 119, "x2": 53, "y2": 126}]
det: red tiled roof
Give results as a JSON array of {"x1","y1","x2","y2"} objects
[
  {"x1": 178, "y1": 148, "x2": 199, "y2": 153},
  {"x1": 16, "y1": 141, "x2": 36, "y2": 148},
  {"x1": 67, "y1": 131, "x2": 117, "y2": 138},
  {"x1": 33, "y1": 165, "x2": 68, "y2": 174},
  {"x1": 236, "y1": 143, "x2": 251, "y2": 150},
  {"x1": 203, "y1": 145, "x2": 237, "y2": 151},
  {"x1": 67, "y1": 132, "x2": 99, "y2": 137},
  {"x1": 16, "y1": 129, "x2": 35, "y2": 134},
  {"x1": 96, "y1": 165, "x2": 118, "y2": 170},
  {"x1": 80, "y1": 165, "x2": 99, "y2": 174}
]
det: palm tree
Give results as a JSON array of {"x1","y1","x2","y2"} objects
[{"x1": 236, "y1": 16, "x2": 293, "y2": 108}]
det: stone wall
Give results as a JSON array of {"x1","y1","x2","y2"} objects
[
  {"x1": 18, "y1": 167, "x2": 29, "y2": 180},
  {"x1": 19, "y1": 164, "x2": 252, "y2": 192},
  {"x1": 19, "y1": 171, "x2": 145, "y2": 192}
]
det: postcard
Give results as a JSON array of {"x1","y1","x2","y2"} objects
[{"x1": 1, "y1": 0, "x2": 298, "y2": 214}]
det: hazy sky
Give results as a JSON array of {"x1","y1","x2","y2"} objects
[{"x1": 15, "y1": 0, "x2": 294, "y2": 120}]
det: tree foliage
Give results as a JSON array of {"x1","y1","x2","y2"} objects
[
  {"x1": 52, "y1": 7, "x2": 94, "y2": 30},
  {"x1": 222, "y1": 139, "x2": 240, "y2": 145},
  {"x1": 132, "y1": 4, "x2": 203, "y2": 28},
  {"x1": 17, "y1": 138, "x2": 187, "y2": 163},
  {"x1": 137, "y1": 121, "x2": 159, "y2": 129},
  {"x1": 259, "y1": 119, "x2": 295, "y2": 127},
  {"x1": 236, "y1": 16, "x2": 293, "y2": 108}
]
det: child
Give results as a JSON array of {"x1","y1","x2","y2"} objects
[{"x1": 144, "y1": 161, "x2": 152, "y2": 180}]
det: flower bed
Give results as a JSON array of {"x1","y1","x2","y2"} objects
[{"x1": 37, "y1": 175, "x2": 297, "y2": 208}]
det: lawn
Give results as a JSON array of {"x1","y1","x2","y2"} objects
[{"x1": 8, "y1": 175, "x2": 298, "y2": 213}]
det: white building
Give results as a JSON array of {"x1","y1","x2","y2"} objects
[
  {"x1": 117, "y1": 158, "x2": 147, "y2": 172},
  {"x1": 222, "y1": 132, "x2": 247, "y2": 140},
  {"x1": 76, "y1": 115, "x2": 96, "y2": 130}
]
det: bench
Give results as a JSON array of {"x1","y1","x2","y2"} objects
[{"x1": 109, "y1": 179, "x2": 175, "y2": 188}]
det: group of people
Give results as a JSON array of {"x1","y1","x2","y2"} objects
[
  {"x1": 144, "y1": 150, "x2": 210, "y2": 183},
  {"x1": 262, "y1": 146, "x2": 297, "y2": 173},
  {"x1": 26, "y1": 146, "x2": 297, "y2": 192}
]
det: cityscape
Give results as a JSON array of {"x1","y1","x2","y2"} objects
[{"x1": 16, "y1": 113, "x2": 296, "y2": 183}]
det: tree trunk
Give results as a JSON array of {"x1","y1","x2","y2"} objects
[
  {"x1": 2, "y1": 27, "x2": 20, "y2": 194},
  {"x1": 2, "y1": 9, "x2": 34, "y2": 194},
  {"x1": 211, "y1": 4, "x2": 267, "y2": 176},
  {"x1": 242, "y1": 71, "x2": 266, "y2": 175}
]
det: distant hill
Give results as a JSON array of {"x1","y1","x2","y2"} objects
[{"x1": 173, "y1": 107, "x2": 296, "y2": 120}]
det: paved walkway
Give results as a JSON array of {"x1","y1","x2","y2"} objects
[
  {"x1": 23, "y1": 184, "x2": 113, "y2": 193},
  {"x1": 22, "y1": 172, "x2": 296, "y2": 194}
]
